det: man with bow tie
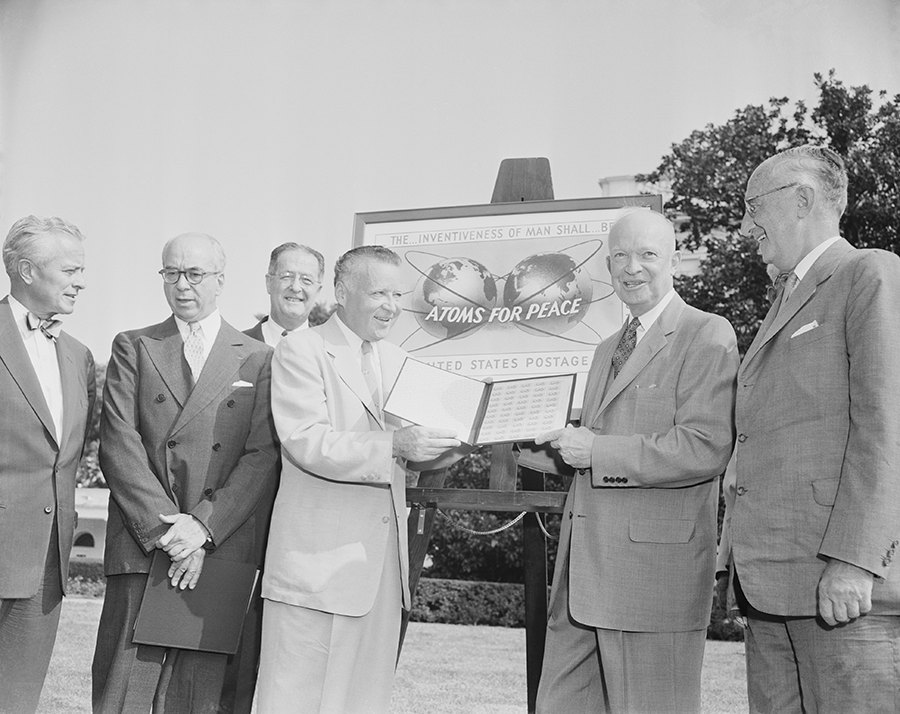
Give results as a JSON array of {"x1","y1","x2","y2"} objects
[
  {"x1": 91, "y1": 232, "x2": 279, "y2": 713},
  {"x1": 0, "y1": 215, "x2": 95, "y2": 714},
  {"x1": 533, "y1": 210, "x2": 739, "y2": 714}
]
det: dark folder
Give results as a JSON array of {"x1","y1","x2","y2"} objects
[{"x1": 132, "y1": 551, "x2": 259, "y2": 655}]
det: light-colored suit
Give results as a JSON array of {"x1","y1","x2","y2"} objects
[
  {"x1": 259, "y1": 314, "x2": 412, "y2": 713},
  {"x1": 91, "y1": 316, "x2": 279, "y2": 714},
  {"x1": 0, "y1": 296, "x2": 95, "y2": 713},
  {"x1": 537, "y1": 294, "x2": 738, "y2": 713}
]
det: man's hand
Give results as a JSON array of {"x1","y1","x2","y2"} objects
[
  {"x1": 534, "y1": 425, "x2": 593, "y2": 469},
  {"x1": 156, "y1": 513, "x2": 208, "y2": 562},
  {"x1": 167, "y1": 547, "x2": 206, "y2": 590},
  {"x1": 392, "y1": 426, "x2": 461, "y2": 462},
  {"x1": 818, "y1": 558, "x2": 874, "y2": 626}
]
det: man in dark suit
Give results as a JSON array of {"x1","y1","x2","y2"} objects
[
  {"x1": 91, "y1": 232, "x2": 279, "y2": 713},
  {"x1": 245, "y1": 242, "x2": 324, "y2": 346},
  {"x1": 719, "y1": 145, "x2": 900, "y2": 712},
  {"x1": 0, "y1": 215, "x2": 95, "y2": 714},
  {"x1": 533, "y1": 210, "x2": 739, "y2": 713}
]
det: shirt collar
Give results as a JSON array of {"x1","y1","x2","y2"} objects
[
  {"x1": 792, "y1": 236, "x2": 842, "y2": 281},
  {"x1": 7, "y1": 294, "x2": 47, "y2": 339},
  {"x1": 629, "y1": 288, "x2": 676, "y2": 333},
  {"x1": 335, "y1": 313, "x2": 366, "y2": 354},
  {"x1": 264, "y1": 315, "x2": 308, "y2": 345},
  {"x1": 174, "y1": 309, "x2": 221, "y2": 341}
]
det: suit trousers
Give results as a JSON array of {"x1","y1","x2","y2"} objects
[
  {"x1": 536, "y1": 552, "x2": 705, "y2": 714},
  {"x1": 257, "y1": 517, "x2": 403, "y2": 714},
  {"x1": 744, "y1": 606, "x2": 900, "y2": 714},
  {"x1": 0, "y1": 521, "x2": 62, "y2": 714},
  {"x1": 92, "y1": 571, "x2": 252, "y2": 714}
]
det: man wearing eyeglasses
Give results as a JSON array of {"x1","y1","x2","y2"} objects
[
  {"x1": 92, "y1": 232, "x2": 279, "y2": 714},
  {"x1": 245, "y1": 243, "x2": 325, "y2": 346},
  {"x1": 718, "y1": 145, "x2": 900, "y2": 712}
]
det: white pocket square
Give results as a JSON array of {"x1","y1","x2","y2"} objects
[
  {"x1": 791, "y1": 320, "x2": 819, "y2": 338},
  {"x1": 232, "y1": 380, "x2": 253, "y2": 388}
]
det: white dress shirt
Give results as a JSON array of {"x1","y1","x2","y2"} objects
[
  {"x1": 262, "y1": 316, "x2": 309, "y2": 348},
  {"x1": 630, "y1": 288, "x2": 677, "y2": 346},
  {"x1": 335, "y1": 314, "x2": 383, "y2": 405},
  {"x1": 8, "y1": 295, "x2": 64, "y2": 441}
]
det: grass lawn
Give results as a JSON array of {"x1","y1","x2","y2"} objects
[{"x1": 40, "y1": 598, "x2": 747, "y2": 713}]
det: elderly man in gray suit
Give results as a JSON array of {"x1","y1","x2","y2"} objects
[
  {"x1": 91, "y1": 232, "x2": 279, "y2": 714},
  {"x1": 719, "y1": 145, "x2": 900, "y2": 713},
  {"x1": 0, "y1": 216, "x2": 95, "y2": 714},
  {"x1": 534, "y1": 210, "x2": 739, "y2": 714}
]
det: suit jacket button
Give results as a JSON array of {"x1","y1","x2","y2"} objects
[
  {"x1": 155, "y1": 394, "x2": 166, "y2": 403},
  {"x1": 382, "y1": 516, "x2": 390, "y2": 524},
  {"x1": 738, "y1": 434, "x2": 747, "y2": 443},
  {"x1": 577, "y1": 469, "x2": 586, "y2": 475},
  {"x1": 736, "y1": 486, "x2": 747, "y2": 496},
  {"x1": 621, "y1": 478, "x2": 628, "y2": 484},
  {"x1": 44, "y1": 506, "x2": 53, "y2": 514},
  {"x1": 172, "y1": 483, "x2": 178, "y2": 492},
  {"x1": 167, "y1": 439, "x2": 177, "y2": 448},
  {"x1": 227, "y1": 399, "x2": 235, "y2": 408},
  {"x1": 212, "y1": 443, "x2": 221, "y2": 451},
  {"x1": 204, "y1": 488, "x2": 213, "y2": 497},
  {"x1": 568, "y1": 512, "x2": 573, "y2": 519},
  {"x1": 602, "y1": 476, "x2": 610, "y2": 483}
]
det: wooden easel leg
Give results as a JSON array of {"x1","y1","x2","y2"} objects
[{"x1": 521, "y1": 467, "x2": 548, "y2": 713}]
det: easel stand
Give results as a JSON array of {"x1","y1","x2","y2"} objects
[{"x1": 402, "y1": 158, "x2": 567, "y2": 713}]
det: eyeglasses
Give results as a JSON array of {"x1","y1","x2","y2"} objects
[
  {"x1": 158, "y1": 268, "x2": 220, "y2": 285},
  {"x1": 269, "y1": 272, "x2": 320, "y2": 288},
  {"x1": 744, "y1": 183, "x2": 799, "y2": 216}
]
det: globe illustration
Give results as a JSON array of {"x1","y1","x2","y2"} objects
[
  {"x1": 412, "y1": 257, "x2": 498, "y2": 339},
  {"x1": 503, "y1": 252, "x2": 593, "y2": 335}
]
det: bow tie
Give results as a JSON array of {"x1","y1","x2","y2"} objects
[{"x1": 26, "y1": 312, "x2": 62, "y2": 341}]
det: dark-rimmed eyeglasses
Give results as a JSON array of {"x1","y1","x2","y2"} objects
[
  {"x1": 744, "y1": 183, "x2": 799, "y2": 216},
  {"x1": 158, "y1": 268, "x2": 220, "y2": 285}
]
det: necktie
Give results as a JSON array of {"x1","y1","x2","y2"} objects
[
  {"x1": 26, "y1": 312, "x2": 62, "y2": 341},
  {"x1": 361, "y1": 341, "x2": 381, "y2": 412},
  {"x1": 776, "y1": 271, "x2": 800, "y2": 316},
  {"x1": 612, "y1": 317, "x2": 641, "y2": 378},
  {"x1": 184, "y1": 322, "x2": 205, "y2": 383},
  {"x1": 766, "y1": 272, "x2": 790, "y2": 304}
]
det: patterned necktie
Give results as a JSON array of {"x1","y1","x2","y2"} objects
[
  {"x1": 184, "y1": 322, "x2": 205, "y2": 384},
  {"x1": 26, "y1": 312, "x2": 62, "y2": 341},
  {"x1": 612, "y1": 317, "x2": 641, "y2": 378},
  {"x1": 767, "y1": 272, "x2": 790, "y2": 304},
  {"x1": 776, "y1": 271, "x2": 800, "y2": 316},
  {"x1": 361, "y1": 341, "x2": 381, "y2": 412}
]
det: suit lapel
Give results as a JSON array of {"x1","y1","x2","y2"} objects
[
  {"x1": 742, "y1": 239, "x2": 854, "y2": 371},
  {"x1": 0, "y1": 298, "x2": 58, "y2": 445},
  {"x1": 321, "y1": 317, "x2": 385, "y2": 429},
  {"x1": 144, "y1": 317, "x2": 191, "y2": 409},
  {"x1": 593, "y1": 296, "x2": 684, "y2": 419},
  {"x1": 172, "y1": 320, "x2": 245, "y2": 436}
]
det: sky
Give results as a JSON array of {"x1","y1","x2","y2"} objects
[{"x1": 1, "y1": 0, "x2": 899, "y2": 359}]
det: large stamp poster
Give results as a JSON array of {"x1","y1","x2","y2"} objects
[{"x1": 354, "y1": 196, "x2": 663, "y2": 415}]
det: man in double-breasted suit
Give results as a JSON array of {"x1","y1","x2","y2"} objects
[
  {"x1": 244, "y1": 242, "x2": 324, "y2": 346},
  {"x1": 718, "y1": 145, "x2": 900, "y2": 712},
  {"x1": 91, "y1": 233, "x2": 279, "y2": 713},
  {"x1": 0, "y1": 216, "x2": 95, "y2": 714},
  {"x1": 257, "y1": 245, "x2": 469, "y2": 714},
  {"x1": 534, "y1": 210, "x2": 739, "y2": 714}
]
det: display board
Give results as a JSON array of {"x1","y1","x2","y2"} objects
[{"x1": 354, "y1": 195, "x2": 663, "y2": 415}]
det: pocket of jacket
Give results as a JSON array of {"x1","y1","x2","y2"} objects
[
  {"x1": 629, "y1": 518, "x2": 695, "y2": 544},
  {"x1": 811, "y1": 477, "x2": 840, "y2": 506}
]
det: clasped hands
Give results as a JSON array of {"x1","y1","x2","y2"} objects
[
  {"x1": 156, "y1": 513, "x2": 208, "y2": 591},
  {"x1": 392, "y1": 425, "x2": 461, "y2": 462},
  {"x1": 534, "y1": 424, "x2": 593, "y2": 469}
]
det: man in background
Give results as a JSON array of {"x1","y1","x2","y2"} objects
[
  {"x1": 92, "y1": 232, "x2": 278, "y2": 713},
  {"x1": 0, "y1": 216, "x2": 95, "y2": 714},
  {"x1": 245, "y1": 242, "x2": 324, "y2": 346},
  {"x1": 258, "y1": 245, "x2": 469, "y2": 713},
  {"x1": 719, "y1": 144, "x2": 900, "y2": 712},
  {"x1": 533, "y1": 210, "x2": 739, "y2": 714}
]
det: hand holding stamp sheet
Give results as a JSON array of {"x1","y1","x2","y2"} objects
[{"x1": 384, "y1": 357, "x2": 576, "y2": 445}]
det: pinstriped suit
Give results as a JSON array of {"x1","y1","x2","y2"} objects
[
  {"x1": 91, "y1": 316, "x2": 279, "y2": 714},
  {"x1": 0, "y1": 297, "x2": 95, "y2": 713}
]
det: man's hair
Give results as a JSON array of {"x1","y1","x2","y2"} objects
[
  {"x1": 3, "y1": 215, "x2": 85, "y2": 277},
  {"x1": 161, "y1": 233, "x2": 227, "y2": 272},
  {"x1": 333, "y1": 245, "x2": 401, "y2": 288},
  {"x1": 267, "y1": 242, "x2": 325, "y2": 281},
  {"x1": 770, "y1": 144, "x2": 848, "y2": 218}
]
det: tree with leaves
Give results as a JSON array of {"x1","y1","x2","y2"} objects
[{"x1": 637, "y1": 70, "x2": 900, "y2": 354}]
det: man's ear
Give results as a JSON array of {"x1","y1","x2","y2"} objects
[
  {"x1": 796, "y1": 184, "x2": 815, "y2": 219},
  {"x1": 334, "y1": 280, "x2": 347, "y2": 306},
  {"x1": 17, "y1": 259, "x2": 35, "y2": 285}
]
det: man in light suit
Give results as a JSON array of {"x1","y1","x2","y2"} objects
[
  {"x1": 258, "y1": 245, "x2": 469, "y2": 714},
  {"x1": 718, "y1": 144, "x2": 900, "y2": 713},
  {"x1": 245, "y1": 242, "x2": 324, "y2": 346},
  {"x1": 91, "y1": 233, "x2": 279, "y2": 713},
  {"x1": 0, "y1": 216, "x2": 95, "y2": 714},
  {"x1": 534, "y1": 210, "x2": 739, "y2": 714}
]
